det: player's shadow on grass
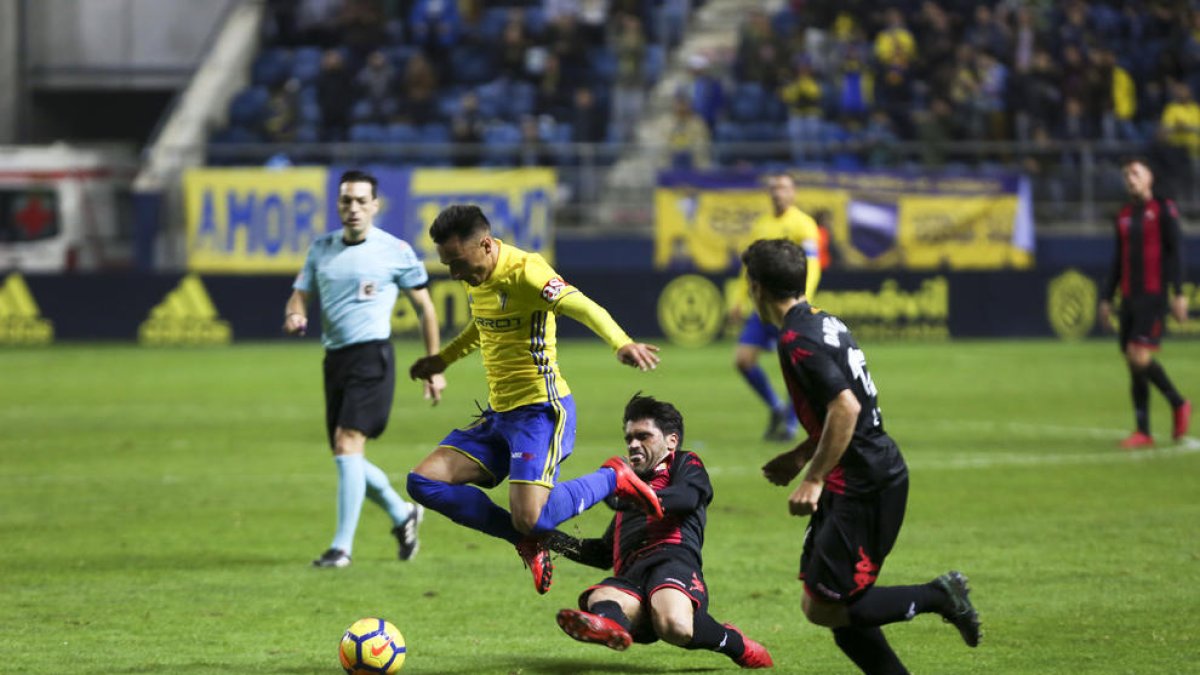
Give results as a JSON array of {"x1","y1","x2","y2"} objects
[{"x1": 420, "y1": 657, "x2": 723, "y2": 674}]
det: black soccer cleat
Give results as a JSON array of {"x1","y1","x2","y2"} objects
[
  {"x1": 391, "y1": 504, "x2": 424, "y2": 561},
  {"x1": 934, "y1": 570, "x2": 981, "y2": 647},
  {"x1": 312, "y1": 547, "x2": 351, "y2": 568}
]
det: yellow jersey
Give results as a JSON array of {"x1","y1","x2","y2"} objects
[{"x1": 438, "y1": 240, "x2": 632, "y2": 412}]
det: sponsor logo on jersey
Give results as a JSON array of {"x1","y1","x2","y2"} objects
[
  {"x1": 139, "y1": 274, "x2": 232, "y2": 346},
  {"x1": 0, "y1": 273, "x2": 54, "y2": 345},
  {"x1": 475, "y1": 315, "x2": 524, "y2": 332},
  {"x1": 540, "y1": 277, "x2": 567, "y2": 302}
]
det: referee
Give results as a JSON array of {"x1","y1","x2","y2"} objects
[{"x1": 284, "y1": 169, "x2": 445, "y2": 568}]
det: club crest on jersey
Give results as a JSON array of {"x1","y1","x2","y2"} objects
[
  {"x1": 541, "y1": 277, "x2": 567, "y2": 302},
  {"x1": 357, "y1": 279, "x2": 378, "y2": 300}
]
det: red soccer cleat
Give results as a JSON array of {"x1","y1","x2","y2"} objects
[
  {"x1": 515, "y1": 537, "x2": 553, "y2": 594},
  {"x1": 556, "y1": 609, "x2": 632, "y2": 651},
  {"x1": 1173, "y1": 400, "x2": 1192, "y2": 440},
  {"x1": 725, "y1": 623, "x2": 774, "y2": 669},
  {"x1": 602, "y1": 456, "x2": 663, "y2": 519},
  {"x1": 1119, "y1": 431, "x2": 1154, "y2": 450}
]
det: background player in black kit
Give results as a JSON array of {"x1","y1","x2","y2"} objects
[
  {"x1": 1097, "y1": 156, "x2": 1191, "y2": 449},
  {"x1": 546, "y1": 393, "x2": 774, "y2": 669},
  {"x1": 742, "y1": 239, "x2": 980, "y2": 675}
]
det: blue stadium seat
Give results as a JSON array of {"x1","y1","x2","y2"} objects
[
  {"x1": 251, "y1": 48, "x2": 293, "y2": 88},
  {"x1": 228, "y1": 86, "x2": 270, "y2": 127},
  {"x1": 587, "y1": 47, "x2": 618, "y2": 85},
  {"x1": 481, "y1": 7, "x2": 511, "y2": 41},
  {"x1": 350, "y1": 99, "x2": 376, "y2": 123},
  {"x1": 386, "y1": 123, "x2": 420, "y2": 144},
  {"x1": 384, "y1": 46, "x2": 419, "y2": 73},
  {"x1": 482, "y1": 123, "x2": 521, "y2": 166},
  {"x1": 211, "y1": 125, "x2": 261, "y2": 144},
  {"x1": 449, "y1": 46, "x2": 496, "y2": 85},
  {"x1": 299, "y1": 101, "x2": 322, "y2": 125},
  {"x1": 349, "y1": 124, "x2": 387, "y2": 143},
  {"x1": 730, "y1": 84, "x2": 766, "y2": 123},
  {"x1": 292, "y1": 48, "x2": 323, "y2": 85},
  {"x1": 419, "y1": 123, "x2": 453, "y2": 165},
  {"x1": 644, "y1": 45, "x2": 665, "y2": 86},
  {"x1": 294, "y1": 124, "x2": 321, "y2": 143}
]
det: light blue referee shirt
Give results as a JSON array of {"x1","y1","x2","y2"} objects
[{"x1": 294, "y1": 228, "x2": 429, "y2": 350}]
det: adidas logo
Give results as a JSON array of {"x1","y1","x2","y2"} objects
[
  {"x1": 0, "y1": 273, "x2": 54, "y2": 345},
  {"x1": 139, "y1": 274, "x2": 231, "y2": 345}
]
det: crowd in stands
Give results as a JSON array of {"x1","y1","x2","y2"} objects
[
  {"x1": 668, "y1": 0, "x2": 1200, "y2": 201},
  {"x1": 217, "y1": 0, "x2": 1200, "y2": 201},
  {"x1": 218, "y1": 0, "x2": 689, "y2": 169}
]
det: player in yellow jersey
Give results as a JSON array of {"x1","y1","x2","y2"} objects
[
  {"x1": 731, "y1": 173, "x2": 821, "y2": 441},
  {"x1": 408, "y1": 205, "x2": 664, "y2": 594}
]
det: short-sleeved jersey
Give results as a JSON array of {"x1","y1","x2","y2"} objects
[
  {"x1": 776, "y1": 302, "x2": 907, "y2": 497},
  {"x1": 744, "y1": 205, "x2": 821, "y2": 300},
  {"x1": 294, "y1": 228, "x2": 429, "y2": 350},
  {"x1": 598, "y1": 450, "x2": 713, "y2": 574},
  {"x1": 1103, "y1": 196, "x2": 1185, "y2": 302},
  {"x1": 465, "y1": 240, "x2": 579, "y2": 412},
  {"x1": 750, "y1": 206, "x2": 820, "y2": 260}
]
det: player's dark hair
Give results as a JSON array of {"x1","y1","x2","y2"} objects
[
  {"x1": 741, "y1": 238, "x2": 807, "y2": 300},
  {"x1": 623, "y1": 392, "x2": 684, "y2": 447},
  {"x1": 429, "y1": 204, "x2": 491, "y2": 244},
  {"x1": 1120, "y1": 155, "x2": 1152, "y2": 172},
  {"x1": 338, "y1": 170, "x2": 378, "y2": 198}
]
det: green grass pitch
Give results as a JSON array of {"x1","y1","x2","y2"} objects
[{"x1": 2, "y1": 339, "x2": 1198, "y2": 674}]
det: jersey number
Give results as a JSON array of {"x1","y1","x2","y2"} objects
[{"x1": 848, "y1": 347, "x2": 882, "y2": 427}]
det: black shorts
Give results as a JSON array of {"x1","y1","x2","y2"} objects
[
  {"x1": 1118, "y1": 296, "x2": 1168, "y2": 350},
  {"x1": 800, "y1": 476, "x2": 908, "y2": 603},
  {"x1": 323, "y1": 340, "x2": 395, "y2": 447},
  {"x1": 579, "y1": 551, "x2": 708, "y2": 645}
]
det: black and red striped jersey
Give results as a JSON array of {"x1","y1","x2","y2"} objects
[
  {"x1": 1103, "y1": 197, "x2": 1185, "y2": 301},
  {"x1": 584, "y1": 450, "x2": 713, "y2": 574},
  {"x1": 776, "y1": 302, "x2": 907, "y2": 497}
]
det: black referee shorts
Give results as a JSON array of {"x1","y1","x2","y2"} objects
[
  {"x1": 322, "y1": 339, "x2": 395, "y2": 447},
  {"x1": 1118, "y1": 296, "x2": 1168, "y2": 351},
  {"x1": 800, "y1": 476, "x2": 908, "y2": 604}
]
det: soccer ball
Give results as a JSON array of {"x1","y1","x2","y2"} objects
[{"x1": 338, "y1": 617, "x2": 406, "y2": 674}]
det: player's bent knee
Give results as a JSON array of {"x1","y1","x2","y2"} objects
[
  {"x1": 801, "y1": 592, "x2": 846, "y2": 627},
  {"x1": 406, "y1": 472, "x2": 442, "y2": 507},
  {"x1": 510, "y1": 509, "x2": 539, "y2": 535},
  {"x1": 651, "y1": 611, "x2": 693, "y2": 646}
]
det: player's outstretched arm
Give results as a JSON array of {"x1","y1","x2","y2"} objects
[
  {"x1": 556, "y1": 291, "x2": 661, "y2": 371},
  {"x1": 283, "y1": 289, "x2": 309, "y2": 336}
]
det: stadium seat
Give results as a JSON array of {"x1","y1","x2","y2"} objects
[
  {"x1": 730, "y1": 84, "x2": 766, "y2": 123},
  {"x1": 292, "y1": 48, "x2": 323, "y2": 85},
  {"x1": 482, "y1": 123, "x2": 521, "y2": 166},
  {"x1": 251, "y1": 48, "x2": 293, "y2": 88},
  {"x1": 644, "y1": 45, "x2": 665, "y2": 87},
  {"x1": 419, "y1": 123, "x2": 453, "y2": 165},
  {"x1": 449, "y1": 46, "x2": 496, "y2": 85},
  {"x1": 228, "y1": 86, "x2": 270, "y2": 127},
  {"x1": 349, "y1": 123, "x2": 387, "y2": 143}
]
